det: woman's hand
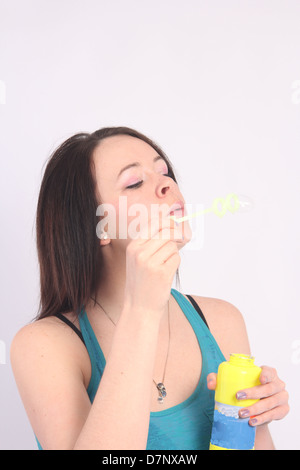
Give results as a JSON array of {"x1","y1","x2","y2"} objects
[
  {"x1": 207, "y1": 366, "x2": 289, "y2": 426},
  {"x1": 124, "y1": 214, "x2": 183, "y2": 317}
]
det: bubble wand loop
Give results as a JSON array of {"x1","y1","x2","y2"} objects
[{"x1": 169, "y1": 193, "x2": 254, "y2": 223}]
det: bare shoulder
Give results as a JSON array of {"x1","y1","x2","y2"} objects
[
  {"x1": 12, "y1": 315, "x2": 79, "y2": 356},
  {"x1": 184, "y1": 294, "x2": 251, "y2": 360},
  {"x1": 10, "y1": 316, "x2": 92, "y2": 449},
  {"x1": 11, "y1": 315, "x2": 90, "y2": 388},
  {"x1": 11, "y1": 317, "x2": 63, "y2": 363},
  {"x1": 190, "y1": 295, "x2": 245, "y2": 323}
]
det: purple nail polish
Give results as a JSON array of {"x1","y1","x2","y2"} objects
[
  {"x1": 249, "y1": 418, "x2": 258, "y2": 426},
  {"x1": 236, "y1": 391, "x2": 247, "y2": 400}
]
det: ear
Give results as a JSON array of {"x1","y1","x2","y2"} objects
[{"x1": 99, "y1": 232, "x2": 110, "y2": 246}]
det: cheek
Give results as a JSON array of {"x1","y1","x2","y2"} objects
[
  {"x1": 111, "y1": 197, "x2": 138, "y2": 240},
  {"x1": 97, "y1": 195, "x2": 147, "y2": 243},
  {"x1": 115, "y1": 197, "x2": 154, "y2": 241},
  {"x1": 117, "y1": 194, "x2": 148, "y2": 220}
]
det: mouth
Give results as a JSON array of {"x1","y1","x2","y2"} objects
[{"x1": 168, "y1": 201, "x2": 185, "y2": 216}]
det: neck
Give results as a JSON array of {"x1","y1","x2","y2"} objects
[{"x1": 89, "y1": 246, "x2": 127, "y2": 323}]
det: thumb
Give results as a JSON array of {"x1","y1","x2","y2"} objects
[{"x1": 207, "y1": 372, "x2": 217, "y2": 390}]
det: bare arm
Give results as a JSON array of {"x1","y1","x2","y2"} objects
[
  {"x1": 74, "y1": 306, "x2": 161, "y2": 450},
  {"x1": 11, "y1": 215, "x2": 181, "y2": 450},
  {"x1": 11, "y1": 305, "x2": 161, "y2": 450},
  {"x1": 10, "y1": 319, "x2": 92, "y2": 450}
]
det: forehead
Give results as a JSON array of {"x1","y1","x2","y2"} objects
[{"x1": 93, "y1": 135, "x2": 158, "y2": 171}]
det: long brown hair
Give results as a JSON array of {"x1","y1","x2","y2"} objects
[{"x1": 35, "y1": 126, "x2": 181, "y2": 320}]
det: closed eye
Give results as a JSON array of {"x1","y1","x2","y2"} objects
[
  {"x1": 126, "y1": 180, "x2": 143, "y2": 189},
  {"x1": 126, "y1": 171, "x2": 175, "y2": 189}
]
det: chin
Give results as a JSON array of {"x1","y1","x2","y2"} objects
[{"x1": 178, "y1": 221, "x2": 193, "y2": 248}]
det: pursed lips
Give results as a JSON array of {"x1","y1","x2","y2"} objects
[{"x1": 168, "y1": 201, "x2": 185, "y2": 216}]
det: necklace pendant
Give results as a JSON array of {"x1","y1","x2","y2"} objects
[{"x1": 156, "y1": 382, "x2": 167, "y2": 403}]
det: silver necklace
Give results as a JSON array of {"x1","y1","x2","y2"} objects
[{"x1": 90, "y1": 296, "x2": 171, "y2": 404}]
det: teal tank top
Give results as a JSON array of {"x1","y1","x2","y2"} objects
[{"x1": 36, "y1": 288, "x2": 225, "y2": 450}]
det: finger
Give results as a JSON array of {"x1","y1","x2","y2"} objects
[
  {"x1": 150, "y1": 240, "x2": 181, "y2": 265},
  {"x1": 207, "y1": 373, "x2": 217, "y2": 390},
  {"x1": 239, "y1": 390, "x2": 289, "y2": 419},
  {"x1": 236, "y1": 379, "x2": 285, "y2": 401},
  {"x1": 135, "y1": 223, "x2": 184, "y2": 260},
  {"x1": 236, "y1": 367, "x2": 284, "y2": 401},
  {"x1": 135, "y1": 230, "x2": 183, "y2": 259},
  {"x1": 259, "y1": 366, "x2": 277, "y2": 385},
  {"x1": 159, "y1": 226, "x2": 184, "y2": 242},
  {"x1": 135, "y1": 214, "x2": 179, "y2": 242},
  {"x1": 248, "y1": 403, "x2": 290, "y2": 427},
  {"x1": 133, "y1": 225, "x2": 183, "y2": 263},
  {"x1": 147, "y1": 214, "x2": 177, "y2": 238}
]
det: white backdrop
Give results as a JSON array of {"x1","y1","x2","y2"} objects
[{"x1": 0, "y1": 0, "x2": 299, "y2": 450}]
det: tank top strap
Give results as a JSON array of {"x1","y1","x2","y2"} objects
[
  {"x1": 78, "y1": 310, "x2": 105, "y2": 403},
  {"x1": 170, "y1": 288, "x2": 226, "y2": 369},
  {"x1": 54, "y1": 313, "x2": 86, "y2": 346},
  {"x1": 185, "y1": 294, "x2": 210, "y2": 329}
]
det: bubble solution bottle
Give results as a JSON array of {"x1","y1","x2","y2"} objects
[{"x1": 209, "y1": 354, "x2": 261, "y2": 450}]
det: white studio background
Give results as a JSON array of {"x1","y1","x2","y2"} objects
[{"x1": 0, "y1": 0, "x2": 299, "y2": 450}]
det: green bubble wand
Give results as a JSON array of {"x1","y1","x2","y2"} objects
[{"x1": 169, "y1": 193, "x2": 254, "y2": 223}]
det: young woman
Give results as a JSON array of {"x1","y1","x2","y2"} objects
[{"x1": 11, "y1": 127, "x2": 289, "y2": 450}]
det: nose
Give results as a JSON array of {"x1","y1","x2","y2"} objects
[{"x1": 156, "y1": 177, "x2": 171, "y2": 197}]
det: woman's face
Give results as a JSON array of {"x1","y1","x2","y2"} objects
[{"x1": 92, "y1": 135, "x2": 192, "y2": 250}]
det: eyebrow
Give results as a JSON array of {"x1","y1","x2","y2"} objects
[{"x1": 117, "y1": 155, "x2": 165, "y2": 179}]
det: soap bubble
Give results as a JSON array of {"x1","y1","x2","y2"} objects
[{"x1": 234, "y1": 194, "x2": 255, "y2": 214}]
